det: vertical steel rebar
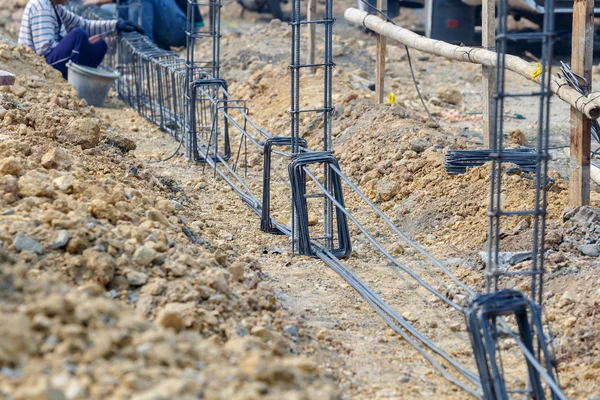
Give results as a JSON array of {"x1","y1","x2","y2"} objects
[
  {"x1": 290, "y1": 0, "x2": 301, "y2": 253},
  {"x1": 534, "y1": 0, "x2": 555, "y2": 307},
  {"x1": 483, "y1": 0, "x2": 560, "y2": 396},
  {"x1": 184, "y1": 0, "x2": 223, "y2": 161},
  {"x1": 323, "y1": 0, "x2": 334, "y2": 249}
]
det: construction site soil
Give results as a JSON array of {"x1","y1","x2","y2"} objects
[{"x1": 1, "y1": 0, "x2": 600, "y2": 399}]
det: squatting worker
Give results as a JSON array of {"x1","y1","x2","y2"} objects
[
  {"x1": 82, "y1": 0, "x2": 204, "y2": 50},
  {"x1": 18, "y1": 0, "x2": 144, "y2": 79}
]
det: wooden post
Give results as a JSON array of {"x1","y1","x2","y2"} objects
[
  {"x1": 569, "y1": 0, "x2": 594, "y2": 206},
  {"x1": 482, "y1": 0, "x2": 495, "y2": 147},
  {"x1": 307, "y1": 0, "x2": 317, "y2": 74},
  {"x1": 375, "y1": 0, "x2": 387, "y2": 104}
]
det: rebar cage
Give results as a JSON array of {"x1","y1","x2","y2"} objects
[
  {"x1": 467, "y1": 0, "x2": 563, "y2": 398},
  {"x1": 288, "y1": 0, "x2": 345, "y2": 257}
]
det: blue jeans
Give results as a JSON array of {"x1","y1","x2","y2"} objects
[
  {"x1": 131, "y1": 0, "x2": 187, "y2": 49},
  {"x1": 45, "y1": 28, "x2": 108, "y2": 79}
]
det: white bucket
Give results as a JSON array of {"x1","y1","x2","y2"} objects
[{"x1": 66, "y1": 61, "x2": 118, "y2": 107}]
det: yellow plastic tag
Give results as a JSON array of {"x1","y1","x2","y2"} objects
[
  {"x1": 530, "y1": 63, "x2": 542, "y2": 79},
  {"x1": 388, "y1": 92, "x2": 396, "y2": 105}
]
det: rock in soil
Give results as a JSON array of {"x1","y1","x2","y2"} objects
[{"x1": 13, "y1": 232, "x2": 43, "y2": 255}]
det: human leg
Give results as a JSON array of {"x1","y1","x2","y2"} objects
[
  {"x1": 45, "y1": 28, "x2": 108, "y2": 79},
  {"x1": 77, "y1": 39, "x2": 108, "y2": 69},
  {"x1": 45, "y1": 28, "x2": 89, "y2": 79},
  {"x1": 152, "y1": 0, "x2": 187, "y2": 49}
]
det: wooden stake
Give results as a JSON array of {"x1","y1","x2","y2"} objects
[
  {"x1": 482, "y1": 0, "x2": 495, "y2": 147},
  {"x1": 569, "y1": 0, "x2": 594, "y2": 207},
  {"x1": 307, "y1": 0, "x2": 317, "y2": 74},
  {"x1": 375, "y1": 0, "x2": 387, "y2": 104}
]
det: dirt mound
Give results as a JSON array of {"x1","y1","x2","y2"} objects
[
  {"x1": 327, "y1": 98, "x2": 576, "y2": 253},
  {"x1": 0, "y1": 41, "x2": 338, "y2": 399},
  {"x1": 0, "y1": 257, "x2": 337, "y2": 400}
]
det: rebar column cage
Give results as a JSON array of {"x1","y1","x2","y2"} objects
[
  {"x1": 184, "y1": 0, "x2": 230, "y2": 162},
  {"x1": 468, "y1": 0, "x2": 563, "y2": 398},
  {"x1": 289, "y1": 0, "x2": 342, "y2": 256},
  {"x1": 487, "y1": 0, "x2": 554, "y2": 306},
  {"x1": 185, "y1": 0, "x2": 221, "y2": 79}
]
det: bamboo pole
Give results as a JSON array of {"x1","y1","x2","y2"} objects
[
  {"x1": 482, "y1": 0, "x2": 495, "y2": 147},
  {"x1": 569, "y1": 0, "x2": 594, "y2": 206},
  {"x1": 344, "y1": 8, "x2": 600, "y2": 120}
]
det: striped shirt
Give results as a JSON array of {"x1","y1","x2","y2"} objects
[{"x1": 18, "y1": 0, "x2": 117, "y2": 57}]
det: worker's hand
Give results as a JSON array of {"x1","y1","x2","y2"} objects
[
  {"x1": 116, "y1": 19, "x2": 145, "y2": 35},
  {"x1": 83, "y1": 0, "x2": 112, "y2": 5},
  {"x1": 89, "y1": 34, "x2": 102, "y2": 44}
]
